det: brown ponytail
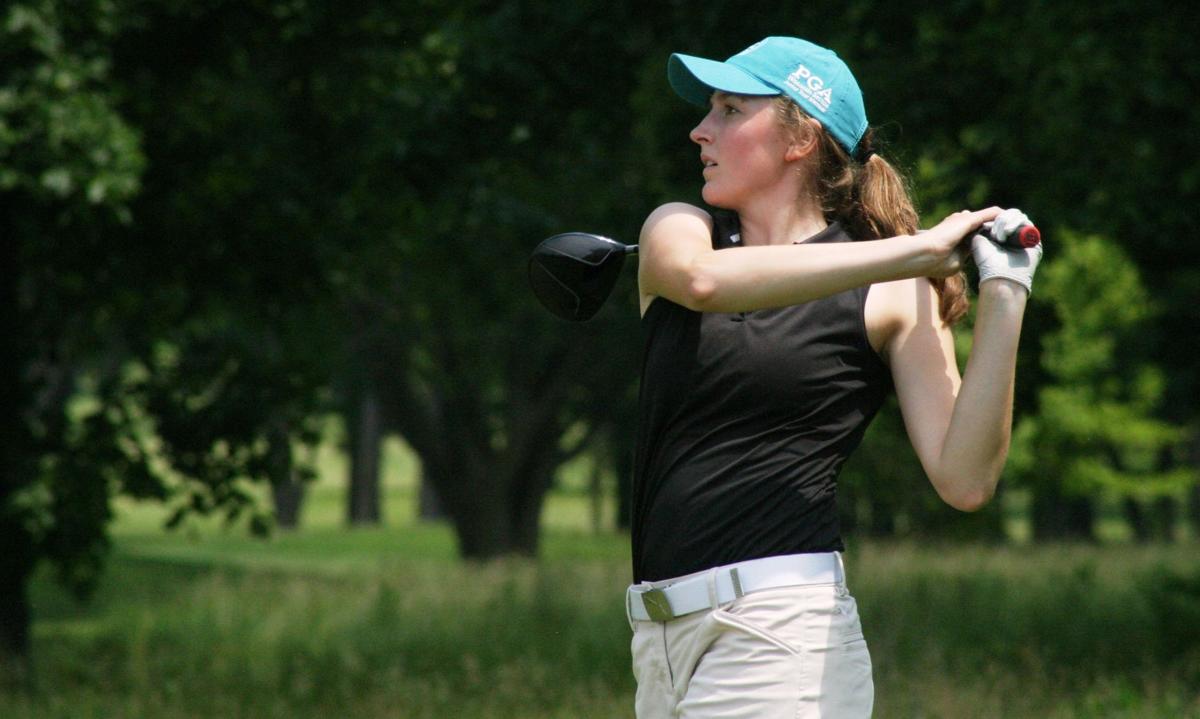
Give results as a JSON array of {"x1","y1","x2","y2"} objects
[{"x1": 773, "y1": 98, "x2": 969, "y2": 325}]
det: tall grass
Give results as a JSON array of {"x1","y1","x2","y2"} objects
[
  {"x1": 849, "y1": 542, "x2": 1200, "y2": 718},
  {"x1": 9, "y1": 541, "x2": 1200, "y2": 717},
  {"x1": 4, "y1": 490, "x2": 1199, "y2": 717},
  {"x1": 17, "y1": 552, "x2": 634, "y2": 718}
]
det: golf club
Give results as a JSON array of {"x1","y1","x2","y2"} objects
[
  {"x1": 527, "y1": 219, "x2": 1039, "y2": 321},
  {"x1": 982, "y1": 220, "x2": 1041, "y2": 250},
  {"x1": 528, "y1": 232, "x2": 637, "y2": 321}
]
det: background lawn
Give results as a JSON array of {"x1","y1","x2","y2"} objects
[{"x1": 4, "y1": 478, "x2": 1198, "y2": 718}]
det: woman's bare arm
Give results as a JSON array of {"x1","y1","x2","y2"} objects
[
  {"x1": 637, "y1": 202, "x2": 1000, "y2": 316},
  {"x1": 879, "y1": 278, "x2": 1027, "y2": 510}
]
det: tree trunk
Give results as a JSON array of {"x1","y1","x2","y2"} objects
[
  {"x1": 0, "y1": 513, "x2": 34, "y2": 683},
  {"x1": 0, "y1": 229, "x2": 33, "y2": 678},
  {"x1": 511, "y1": 475, "x2": 551, "y2": 557},
  {"x1": 347, "y1": 389, "x2": 382, "y2": 525},
  {"x1": 388, "y1": 350, "x2": 583, "y2": 560},
  {"x1": 1123, "y1": 498, "x2": 1150, "y2": 542},
  {"x1": 272, "y1": 481, "x2": 306, "y2": 530},
  {"x1": 1031, "y1": 483, "x2": 1094, "y2": 541},
  {"x1": 511, "y1": 500, "x2": 544, "y2": 556},
  {"x1": 417, "y1": 475, "x2": 443, "y2": 521},
  {"x1": 417, "y1": 421, "x2": 559, "y2": 560},
  {"x1": 444, "y1": 475, "x2": 513, "y2": 560},
  {"x1": 590, "y1": 460, "x2": 604, "y2": 534},
  {"x1": 268, "y1": 420, "x2": 305, "y2": 529}
]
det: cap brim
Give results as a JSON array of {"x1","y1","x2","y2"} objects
[{"x1": 668, "y1": 53, "x2": 779, "y2": 106}]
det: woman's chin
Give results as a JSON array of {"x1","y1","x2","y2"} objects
[{"x1": 700, "y1": 184, "x2": 735, "y2": 209}]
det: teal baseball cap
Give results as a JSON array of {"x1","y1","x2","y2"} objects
[{"x1": 668, "y1": 36, "x2": 868, "y2": 155}]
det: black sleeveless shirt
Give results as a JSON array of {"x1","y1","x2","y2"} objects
[{"x1": 631, "y1": 214, "x2": 892, "y2": 582}]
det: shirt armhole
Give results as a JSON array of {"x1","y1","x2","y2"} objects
[{"x1": 858, "y1": 283, "x2": 892, "y2": 379}]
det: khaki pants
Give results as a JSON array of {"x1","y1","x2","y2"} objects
[{"x1": 628, "y1": 580, "x2": 873, "y2": 718}]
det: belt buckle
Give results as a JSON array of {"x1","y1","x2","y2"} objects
[{"x1": 640, "y1": 588, "x2": 674, "y2": 622}]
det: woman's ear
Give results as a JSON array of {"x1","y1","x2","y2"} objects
[{"x1": 784, "y1": 118, "x2": 823, "y2": 162}]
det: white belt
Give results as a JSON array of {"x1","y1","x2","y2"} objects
[{"x1": 627, "y1": 553, "x2": 844, "y2": 623}]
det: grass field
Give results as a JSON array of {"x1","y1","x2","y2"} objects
[{"x1": 4, "y1": 474, "x2": 1200, "y2": 718}]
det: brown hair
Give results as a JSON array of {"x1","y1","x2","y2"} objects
[{"x1": 773, "y1": 97, "x2": 968, "y2": 325}]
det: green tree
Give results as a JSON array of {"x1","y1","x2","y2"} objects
[
  {"x1": 368, "y1": 3, "x2": 661, "y2": 556},
  {"x1": 5, "y1": 6, "x2": 1197, "y2": 677},
  {"x1": 0, "y1": 0, "x2": 145, "y2": 668},
  {"x1": 866, "y1": 1, "x2": 1200, "y2": 535},
  {"x1": 1009, "y1": 231, "x2": 1188, "y2": 540},
  {"x1": 108, "y1": 0, "x2": 353, "y2": 534},
  {"x1": 99, "y1": 0, "x2": 666, "y2": 558}
]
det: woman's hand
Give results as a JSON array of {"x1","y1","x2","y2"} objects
[
  {"x1": 918, "y1": 207, "x2": 1004, "y2": 278},
  {"x1": 971, "y1": 209, "x2": 1044, "y2": 294}
]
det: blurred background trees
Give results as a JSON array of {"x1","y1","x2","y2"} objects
[
  {"x1": 1, "y1": 0, "x2": 146, "y2": 665},
  {"x1": 2, "y1": 0, "x2": 1196, "y2": 668}
]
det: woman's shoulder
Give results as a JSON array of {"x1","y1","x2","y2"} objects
[
  {"x1": 638, "y1": 202, "x2": 716, "y2": 253},
  {"x1": 865, "y1": 276, "x2": 941, "y2": 354},
  {"x1": 867, "y1": 276, "x2": 940, "y2": 319},
  {"x1": 641, "y1": 202, "x2": 712, "y2": 233}
]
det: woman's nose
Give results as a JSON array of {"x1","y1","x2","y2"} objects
[{"x1": 689, "y1": 115, "x2": 712, "y2": 145}]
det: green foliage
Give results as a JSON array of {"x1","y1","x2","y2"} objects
[
  {"x1": 1009, "y1": 231, "x2": 1188, "y2": 500},
  {"x1": 3, "y1": 1, "x2": 1200, "y2": 662},
  {"x1": 840, "y1": 397, "x2": 1007, "y2": 541},
  {"x1": 6, "y1": 532, "x2": 1199, "y2": 717},
  {"x1": 0, "y1": 1, "x2": 142, "y2": 208},
  {"x1": 1, "y1": 0, "x2": 147, "y2": 604}
]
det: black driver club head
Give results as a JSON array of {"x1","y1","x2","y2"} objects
[{"x1": 528, "y1": 232, "x2": 637, "y2": 321}]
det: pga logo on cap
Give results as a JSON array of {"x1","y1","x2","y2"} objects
[{"x1": 785, "y1": 64, "x2": 833, "y2": 113}]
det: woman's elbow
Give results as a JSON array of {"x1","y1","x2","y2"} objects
[
  {"x1": 933, "y1": 450, "x2": 1007, "y2": 512},
  {"x1": 950, "y1": 489, "x2": 994, "y2": 513},
  {"x1": 937, "y1": 478, "x2": 996, "y2": 513},
  {"x1": 684, "y1": 272, "x2": 720, "y2": 311},
  {"x1": 655, "y1": 271, "x2": 721, "y2": 312}
]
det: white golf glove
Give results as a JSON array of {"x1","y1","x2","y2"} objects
[{"x1": 971, "y1": 209, "x2": 1043, "y2": 294}]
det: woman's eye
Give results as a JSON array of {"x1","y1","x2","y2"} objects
[{"x1": 722, "y1": 104, "x2": 739, "y2": 116}]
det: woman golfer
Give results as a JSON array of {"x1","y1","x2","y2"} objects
[{"x1": 626, "y1": 36, "x2": 1041, "y2": 717}]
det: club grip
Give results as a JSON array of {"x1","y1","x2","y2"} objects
[{"x1": 987, "y1": 222, "x2": 1041, "y2": 250}]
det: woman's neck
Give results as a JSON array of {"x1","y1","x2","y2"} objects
[{"x1": 736, "y1": 198, "x2": 828, "y2": 246}]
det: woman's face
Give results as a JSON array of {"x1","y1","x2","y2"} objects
[{"x1": 689, "y1": 93, "x2": 794, "y2": 208}]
